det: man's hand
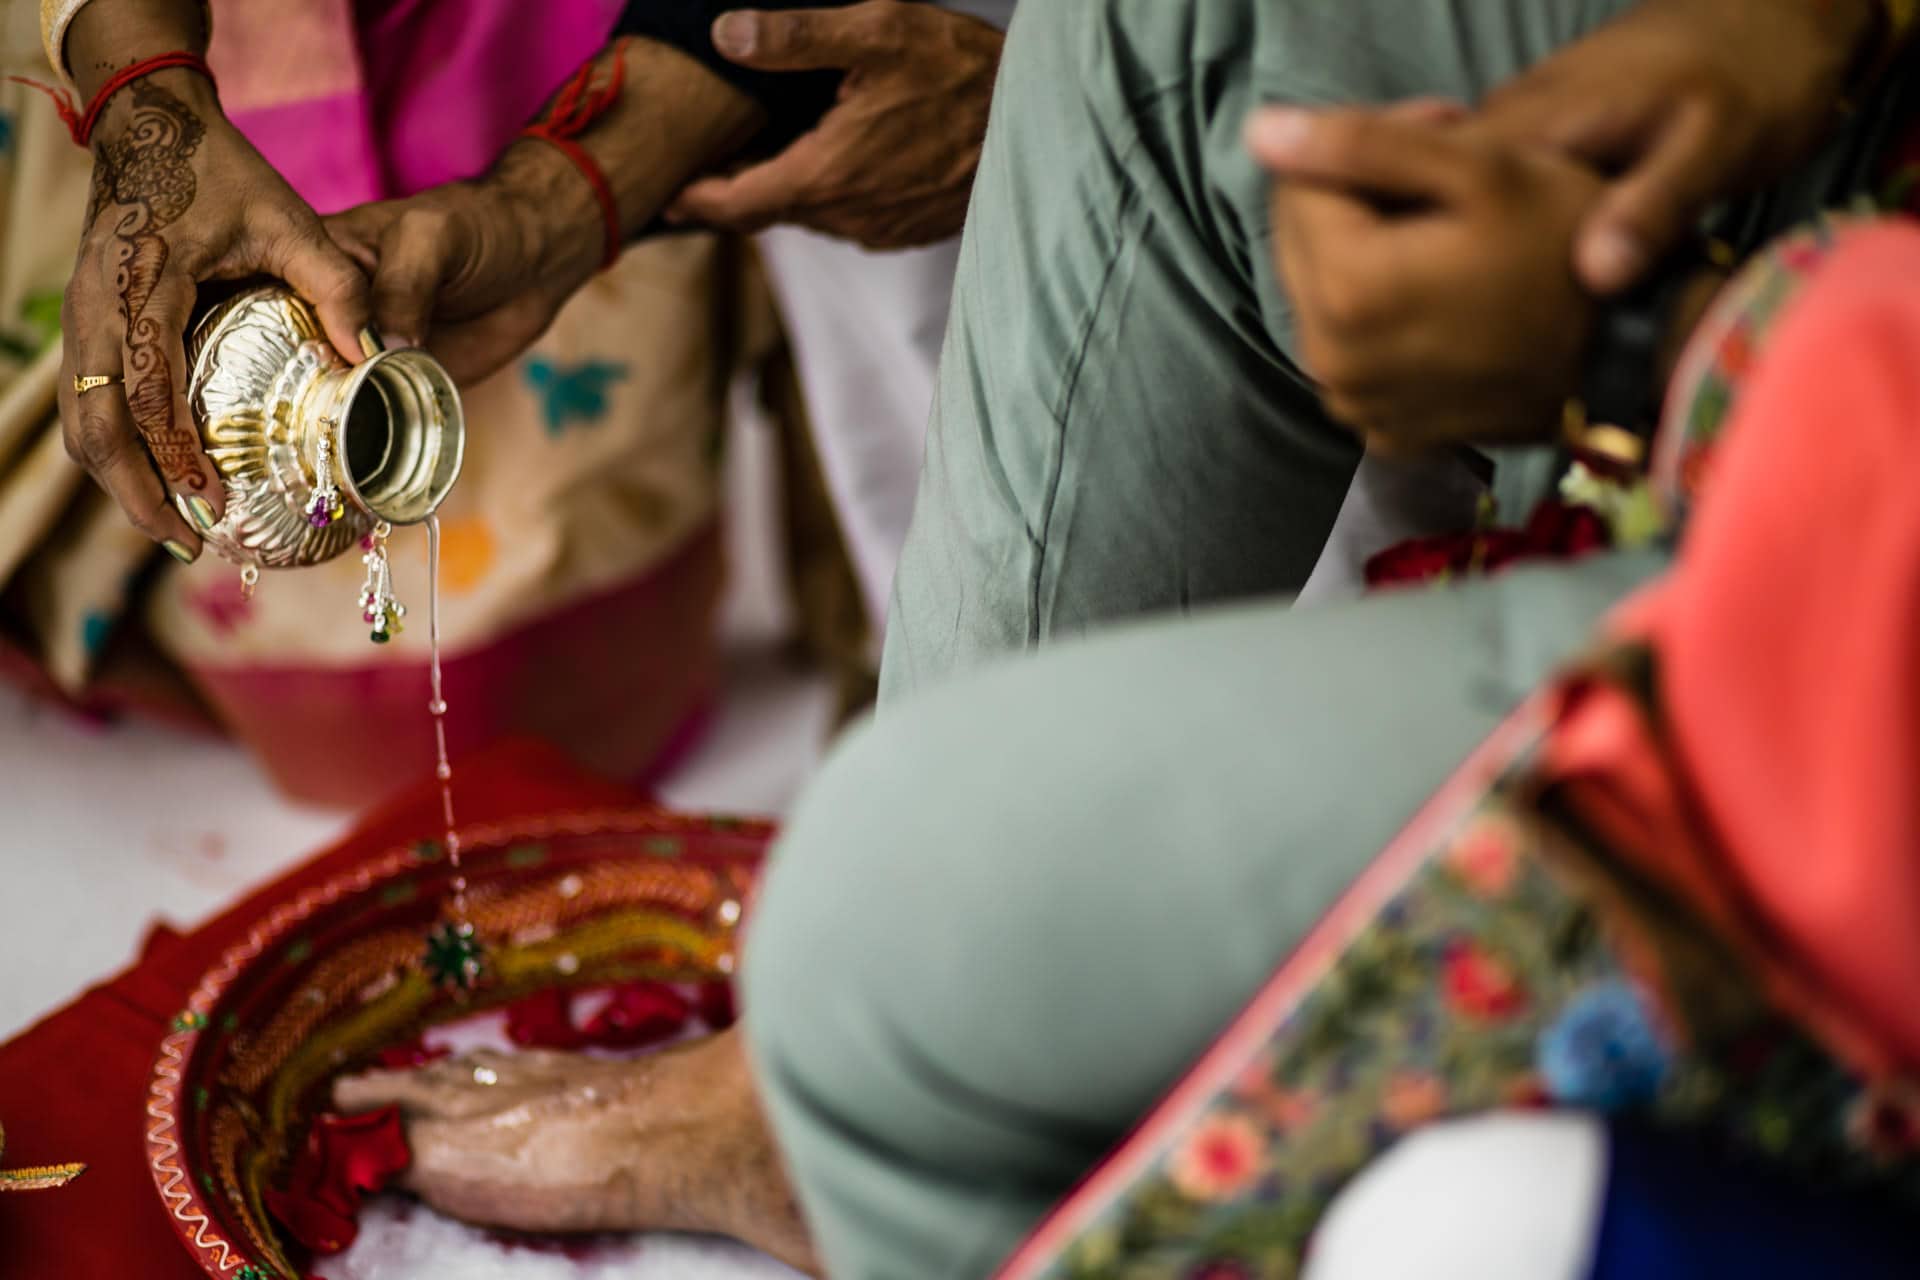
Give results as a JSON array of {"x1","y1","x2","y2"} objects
[
  {"x1": 335, "y1": 1034, "x2": 818, "y2": 1273},
  {"x1": 665, "y1": 1, "x2": 1003, "y2": 248},
  {"x1": 59, "y1": 71, "x2": 370, "y2": 556},
  {"x1": 325, "y1": 143, "x2": 601, "y2": 387},
  {"x1": 329, "y1": 38, "x2": 765, "y2": 386},
  {"x1": 1249, "y1": 105, "x2": 1606, "y2": 452},
  {"x1": 1480, "y1": 0, "x2": 1880, "y2": 294}
]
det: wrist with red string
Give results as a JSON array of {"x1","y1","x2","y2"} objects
[
  {"x1": 517, "y1": 39, "x2": 633, "y2": 273},
  {"x1": 8, "y1": 49, "x2": 216, "y2": 149}
]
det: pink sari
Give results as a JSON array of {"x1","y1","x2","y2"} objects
[
  {"x1": 210, "y1": 0, "x2": 626, "y2": 210},
  {"x1": 166, "y1": 0, "x2": 740, "y2": 805}
]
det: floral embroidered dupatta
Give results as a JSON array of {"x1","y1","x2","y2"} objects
[{"x1": 994, "y1": 219, "x2": 1920, "y2": 1280}]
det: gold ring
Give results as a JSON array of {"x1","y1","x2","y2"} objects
[{"x1": 73, "y1": 374, "x2": 120, "y2": 395}]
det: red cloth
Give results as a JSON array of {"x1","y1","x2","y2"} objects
[{"x1": 0, "y1": 740, "x2": 640, "y2": 1280}]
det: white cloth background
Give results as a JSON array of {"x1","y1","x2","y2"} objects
[
  {"x1": 1305, "y1": 1114, "x2": 1609, "y2": 1280},
  {"x1": 754, "y1": 228, "x2": 959, "y2": 637},
  {"x1": 750, "y1": 0, "x2": 1017, "y2": 639}
]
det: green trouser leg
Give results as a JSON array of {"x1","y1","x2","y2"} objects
[
  {"x1": 879, "y1": 0, "x2": 1638, "y2": 701},
  {"x1": 879, "y1": 0, "x2": 1902, "y2": 704},
  {"x1": 745, "y1": 552, "x2": 1666, "y2": 1280}
]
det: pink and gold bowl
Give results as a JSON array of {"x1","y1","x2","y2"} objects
[{"x1": 145, "y1": 809, "x2": 769, "y2": 1280}]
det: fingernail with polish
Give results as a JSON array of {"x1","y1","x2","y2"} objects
[
  {"x1": 1245, "y1": 107, "x2": 1312, "y2": 160},
  {"x1": 713, "y1": 12, "x2": 756, "y2": 57},
  {"x1": 178, "y1": 494, "x2": 216, "y2": 531},
  {"x1": 163, "y1": 539, "x2": 197, "y2": 565}
]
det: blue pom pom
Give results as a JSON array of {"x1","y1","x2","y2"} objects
[{"x1": 1536, "y1": 980, "x2": 1671, "y2": 1111}]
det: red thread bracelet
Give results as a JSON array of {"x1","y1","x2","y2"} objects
[
  {"x1": 520, "y1": 40, "x2": 631, "y2": 271},
  {"x1": 8, "y1": 51, "x2": 216, "y2": 148}
]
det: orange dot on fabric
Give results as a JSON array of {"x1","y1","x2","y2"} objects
[{"x1": 431, "y1": 518, "x2": 497, "y2": 594}]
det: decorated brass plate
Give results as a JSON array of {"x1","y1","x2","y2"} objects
[{"x1": 145, "y1": 809, "x2": 768, "y2": 1280}]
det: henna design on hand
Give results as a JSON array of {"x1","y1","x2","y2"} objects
[{"x1": 94, "y1": 78, "x2": 207, "y2": 488}]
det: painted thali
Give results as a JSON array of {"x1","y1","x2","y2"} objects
[{"x1": 145, "y1": 809, "x2": 768, "y2": 1280}]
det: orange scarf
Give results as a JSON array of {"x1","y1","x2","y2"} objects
[{"x1": 1548, "y1": 219, "x2": 1920, "y2": 1078}]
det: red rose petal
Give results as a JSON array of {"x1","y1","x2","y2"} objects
[
  {"x1": 266, "y1": 1184, "x2": 360, "y2": 1255},
  {"x1": 374, "y1": 1037, "x2": 451, "y2": 1070},
  {"x1": 266, "y1": 1106, "x2": 412, "y2": 1256},
  {"x1": 310, "y1": 1107, "x2": 412, "y2": 1200},
  {"x1": 698, "y1": 980, "x2": 737, "y2": 1030},
  {"x1": 582, "y1": 982, "x2": 692, "y2": 1049},
  {"x1": 1368, "y1": 500, "x2": 1612, "y2": 591},
  {"x1": 505, "y1": 987, "x2": 589, "y2": 1050}
]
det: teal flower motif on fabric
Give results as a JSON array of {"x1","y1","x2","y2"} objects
[
  {"x1": 523, "y1": 356, "x2": 628, "y2": 437},
  {"x1": 81, "y1": 610, "x2": 116, "y2": 658}
]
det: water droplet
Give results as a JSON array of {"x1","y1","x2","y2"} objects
[{"x1": 428, "y1": 699, "x2": 447, "y2": 716}]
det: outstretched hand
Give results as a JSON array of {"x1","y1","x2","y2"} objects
[{"x1": 666, "y1": 0, "x2": 1003, "y2": 248}]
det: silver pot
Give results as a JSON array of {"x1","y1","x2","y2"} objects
[{"x1": 186, "y1": 285, "x2": 465, "y2": 569}]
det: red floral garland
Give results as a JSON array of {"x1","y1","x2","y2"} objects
[{"x1": 1365, "y1": 500, "x2": 1611, "y2": 590}]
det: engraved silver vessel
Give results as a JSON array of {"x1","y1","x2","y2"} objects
[{"x1": 186, "y1": 285, "x2": 465, "y2": 569}]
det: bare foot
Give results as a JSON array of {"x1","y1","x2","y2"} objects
[{"x1": 334, "y1": 1029, "x2": 817, "y2": 1274}]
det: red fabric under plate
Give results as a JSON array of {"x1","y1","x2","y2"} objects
[{"x1": 0, "y1": 740, "x2": 640, "y2": 1280}]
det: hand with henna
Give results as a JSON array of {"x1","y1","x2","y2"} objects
[{"x1": 57, "y1": 2, "x2": 370, "y2": 560}]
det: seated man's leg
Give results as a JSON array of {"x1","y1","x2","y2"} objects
[
  {"x1": 746, "y1": 550, "x2": 1664, "y2": 1279},
  {"x1": 882, "y1": 0, "x2": 1638, "y2": 699}
]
